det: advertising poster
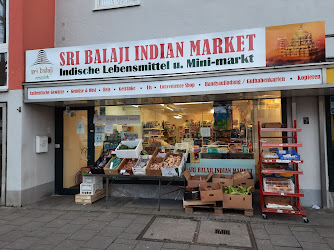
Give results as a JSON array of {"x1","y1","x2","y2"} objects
[{"x1": 266, "y1": 21, "x2": 325, "y2": 67}]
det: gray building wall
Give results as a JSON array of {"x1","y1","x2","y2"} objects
[{"x1": 55, "y1": 0, "x2": 334, "y2": 58}]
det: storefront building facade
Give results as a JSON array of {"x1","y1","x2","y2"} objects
[{"x1": 4, "y1": 0, "x2": 334, "y2": 208}]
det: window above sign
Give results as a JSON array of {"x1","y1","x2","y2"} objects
[{"x1": 94, "y1": 0, "x2": 140, "y2": 10}]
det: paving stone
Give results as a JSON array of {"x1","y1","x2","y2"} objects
[
  {"x1": 82, "y1": 220, "x2": 109, "y2": 231},
  {"x1": 265, "y1": 224, "x2": 292, "y2": 235},
  {"x1": 95, "y1": 213, "x2": 119, "y2": 222},
  {"x1": 124, "y1": 223, "x2": 147, "y2": 234},
  {"x1": 151, "y1": 209, "x2": 172, "y2": 216},
  {"x1": 169, "y1": 209, "x2": 188, "y2": 217},
  {"x1": 189, "y1": 245, "x2": 217, "y2": 250},
  {"x1": 133, "y1": 208, "x2": 154, "y2": 215},
  {"x1": 4, "y1": 236, "x2": 40, "y2": 249},
  {"x1": 255, "y1": 239, "x2": 274, "y2": 250},
  {"x1": 135, "y1": 241, "x2": 164, "y2": 250},
  {"x1": 163, "y1": 242, "x2": 190, "y2": 249},
  {"x1": 252, "y1": 228, "x2": 269, "y2": 240},
  {"x1": 324, "y1": 237, "x2": 334, "y2": 248},
  {"x1": 58, "y1": 211, "x2": 83, "y2": 220},
  {"x1": 269, "y1": 234, "x2": 301, "y2": 248},
  {"x1": 7, "y1": 217, "x2": 34, "y2": 226},
  {"x1": 109, "y1": 218, "x2": 134, "y2": 228},
  {"x1": 27, "y1": 244, "x2": 55, "y2": 250},
  {"x1": 292, "y1": 230, "x2": 325, "y2": 243},
  {"x1": 55, "y1": 223, "x2": 84, "y2": 234},
  {"x1": 99, "y1": 225, "x2": 124, "y2": 237},
  {"x1": 84, "y1": 235, "x2": 116, "y2": 249},
  {"x1": 118, "y1": 214, "x2": 137, "y2": 219},
  {"x1": 0, "y1": 225, "x2": 19, "y2": 235},
  {"x1": 299, "y1": 241, "x2": 331, "y2": 250},
  {"x1": 274, "y1": 247, "x2": 302, "y2": 250},
  {"x1": 40, "y1": 233, "x2": 71, "y2": 245},
  {"x1": 68, "y1": 229, "x2": 99, "y2": 241},
  {"x1": 31, "y1": 214, "x2": 61, "y2": 223},
  {"x1": 53, "y1": 239, "x2": 87, "y2": 250},
  {"x1": 289, "y1": 226, "x2": 316, "y2": 232},
  {"x1": 0, "y1": 230, "x2": 26, "y2": 241},
  {"x1": 17, "y1": 222, "x2": 46, "y2": 232},
  {"x1": 118, "y1": 232, "x2": 140, "y2": 240},
  {"x1": 44, "y1": 219, "x2": 71, "y2": 228},
  {"x1": 24, "y1": 227, "x2": 56, "y2": 238},
  {"x1": 70, "y1": 216, "x2": 96, "y2": 225},
  {"x1": 114, "y1": 238, "x2": 139, "y2": 245},
  {"x1": 315, "y1": 227, "x2": 334, "y2": 238},
  {"x1": 132, "y1": 215, "x2": 153, "y2": 225},
  {"x1": 107, "y1": 243, "x2": 136, "y2": 250},
  {"x1": 0, "y1": 241, "x2": 11, "y2": 248}
]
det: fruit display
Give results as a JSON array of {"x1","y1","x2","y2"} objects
[
  {"x1": 163, "y1": 155, "x2": 182, "y2": 168},
  {"x1": 224, "y1": 185, "x2": 253, "y2": 195},
  {"x1": 263, "y1": 177, "x2": 294, "y2": 193}
]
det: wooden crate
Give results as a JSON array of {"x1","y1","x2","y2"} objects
[{"x1": 75, "y1": 189, "x2": 106, "y2": 205}]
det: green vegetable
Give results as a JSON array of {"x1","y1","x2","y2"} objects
[
  {"x1": 118, "y1": 144, "x2": 136, "y2": 150},
  {"x1": 141, "y1": 150, "x2": 149, "y2": 155},
  {"x1": 223, "y1": 185, "x2": 253, "y2": 195}
]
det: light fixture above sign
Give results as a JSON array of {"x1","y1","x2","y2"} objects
[{"x1": 95, "y1": 0, "x2": 140, "y2": 10}]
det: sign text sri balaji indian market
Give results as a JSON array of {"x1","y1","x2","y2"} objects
[{"x1": 25, "y1": 21, "x2": 325, "y2": 82}]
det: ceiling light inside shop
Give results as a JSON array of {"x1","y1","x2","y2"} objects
[
  {"x1": 166, "y1": 106, "x2": 174, "y2": 111},
  {"x1": 173, "y1": 102, "x2": 212, "y2": 105},
  {"x1": 173, "y1": 114, "x2": 182, "y2": 119},
  {"x1": 132, "y1": 105, "x2": 139, "y2": 108},
  {"x1": 160, "y1": 104, "x2": 165, "y2": 106},
  {"x1": 210, "y1": 109, "x2": 214, "y2": 113}
]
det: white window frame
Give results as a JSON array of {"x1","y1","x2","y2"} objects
[
  {"x1": 94, "y1": 0, "x2": 140, "y2": 11},
  {"x1": 0, "y1": 0, "x2": 8, "y2": 91}
]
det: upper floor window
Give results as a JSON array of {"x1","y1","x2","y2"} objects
[
  {"x1": 0, "y1": 0, "x2": 5, "y2": 44},
  {"x1": 94, "y1": 0, "x2": 140, "y2": 10}
]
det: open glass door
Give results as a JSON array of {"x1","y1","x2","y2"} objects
[
  {"x1": 55, "y1": 107, "x2": 94, "y2": 195},
  {"x1": 0, "y1": 103, "x2": 6, "y2": 205}
]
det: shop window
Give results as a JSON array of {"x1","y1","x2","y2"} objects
[
  {"x1": 0, "y1": 53, "x2": 7, "y2": 86},
  {"x1": 0, "y1": 0, "x2": 5, "y2": 44},
  {"x1": 94, "y1": 0, "x2": 140, "y2": 10},
  {"x1": 0, "y1": 0, "x2": 7, "y2": 89}
]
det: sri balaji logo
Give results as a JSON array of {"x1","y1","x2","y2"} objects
[{"x1": 32, "y1": 50, "x2": 52, "y2": 66}]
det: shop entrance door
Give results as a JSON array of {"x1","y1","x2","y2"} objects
[
  {"x1": 0, "y1": 104, "x2": 6, "y2": 205},
  {"x1": 326, "y1": 97, "x2": 334, "y2": 192},
  {"x1": 55, "y1": 107, "x2": 95, "y2": 195}
]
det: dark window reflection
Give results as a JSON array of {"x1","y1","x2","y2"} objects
[
  {"x1": 0, "y1": 0, "x2": 5, "y2": 43},
  {"x1": 0, "y1": 53, "x2": 6, "y2": 86}
]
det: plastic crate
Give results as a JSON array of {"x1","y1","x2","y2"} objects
[
  {"x1": 263, "y1": 178, "x2": 295, "y2": 193},
  {"x1": 276, "y1": 149, "x2": 300, "y2": 160},
  {"x1": 173, "y1": 143, "x2": 189, "y2": 161},
  {"x1": 82, "y1": 176, "x2": 103, "y2": 184},
  {"x1": 80, "y1": 183, "x2": 97, "y2": 195},
  {"x1": 115, "y1": 140, "x2": 143, "y2": 159}
]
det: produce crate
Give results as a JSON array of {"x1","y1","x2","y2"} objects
[
  {"x1": 161, "y1": 153, "x2": 185, "y2": 177},
  {"x1": 82, "y1": 176, "x2": 103, "y2": 190},
  {"x1": 118, "y1": 158, "x2": 138, "y2": 175},
  {"x1": 115, "y1": 140, "x2": 143, "y2": 159},
  {"x1": 75, "y1": 189, "x2": 106, "y2": 205},
  {"x1": 104, "y1": 157, "x2": 122, "y2": 175},
  {"x1": 263, "y1": 178, "x2": 295, "y2": 193},
  {"x1": 133, "y1": 155, "x2": 151, "y2": 176},
  {"x1": 174, "y1": 143, "x2": 189, "y2": 161},
  {"x1": 143, "y1": 147, "x2": 158, "y2": 156},
  {"x1": 154, "y1": 148, "x2": 172, "y2": 158},
  {"x1": 80, "y1": 183, "x2": 97, "y2": 195},
  {"x1": 223, "y1": 193, "x2": 253, "y2": 210},
  {"x1": 276, "y1": 149, "x2": 300, "y2": 160},
  {"x1": 145, "y1": 157, "x2": 163, "y2": 176}
]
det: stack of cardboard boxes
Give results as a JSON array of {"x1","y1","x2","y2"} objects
[{"x1": 183, "y1": 170, "x2": 254, "y2": 216}]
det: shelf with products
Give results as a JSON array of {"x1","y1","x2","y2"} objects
[{"x1": 258, "y1": 120, "x2": 308, "y2": 222}]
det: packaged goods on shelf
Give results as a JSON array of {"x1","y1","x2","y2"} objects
[
  {"x1": 132, "y1": 155, "x2": 151, "y2": 175},
  {"x1": 263, "y1": 152, "x2": 279, "y2": 159},
  {"x1": 263, "y1": 177, "x2": 295, "y2": 193},
  {"x1": 115, "y1": 140, "x2": 143, "y2": 159},
  {"x1": 265, "y1": 196, "x2": 293, "y2": 210},
  {"x1": 199, "y1": 183, "x2": 223, "y2": 202},
  {"x1": 276, "y1": 149, "x2": 300, "y2": 161},
  {"x1": 183, "y1": 170, "x2": 213, "y2": 188},
  {"x1": 262, "y1": 122, "x2": 282, "y2": 128},
  {"x1": 262, "y1": 165, "x2": 294, "y2": 178}
]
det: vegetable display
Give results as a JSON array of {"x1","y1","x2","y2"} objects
[
  {"x1": 118, "y1": 144, "x2": 136, "y2": 150},
  {"x1": 224, "y1": 185, "x2": 253, "y2": 195},
  {"x1": 163, "y1": 155, "x2": 182, "y2": 168},
  {"x1": 109, "y1": 157, "x2": 122, "y2": 169}
]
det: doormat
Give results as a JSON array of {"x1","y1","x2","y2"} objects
[{"x1": 137, "y1": 216, "x2": 257, "y2": 249}]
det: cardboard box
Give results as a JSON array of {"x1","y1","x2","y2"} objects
[
  {"x1": 233, "y1": 178, "x2": 255, "y2": 192},
  {"x1": 161, "y1": 153, "x2": 184, "y2": 177},
  {"x1": 233, "y1": 171, "x2": 252, "y2": 180},
  {"x1": 183, "y1": 170, "x2": 213, "y2": 188},
  {"x1": 184, "y1": 187, "x2": 200, "y2": 201},
  {"x1": 118, "y1": 159, "x2": 137, "y2": 175},
  {"x1": 212, "y1": 174, "x2": 233, "y2": 187},
  {"x1": 223, "y1": 193, "x2": 253, "y2": 209},
  {"x1": 143, "y1": 147, "x2": 158, "y2": 156},
  {"x1": 104, "y1": 158, "x2": 120, "y2": 175},
  {"x1": 145, "y1": 157, "x2": 163, "y2": 176},
  {"x1": 199, "y1": 183, "x2": 223, "y2": 202}
]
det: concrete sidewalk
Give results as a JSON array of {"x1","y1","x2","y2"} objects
[{"x1": 0, "y1": 195, "x2": 333, "y2": 249}]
